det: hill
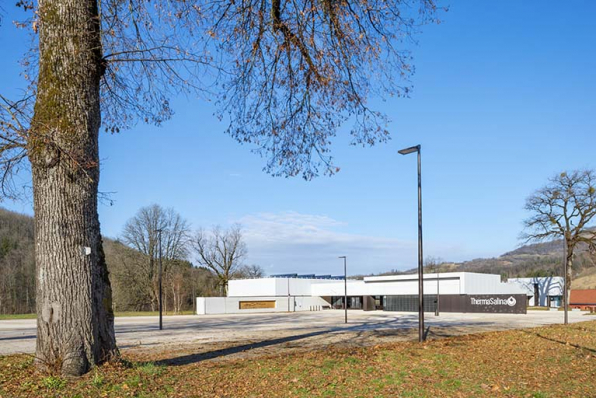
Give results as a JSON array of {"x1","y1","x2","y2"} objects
[
  {"x1": 0, "y1": 208, "x2": 36, "y2": 314},
  {"x1": 356, "y1": 238, "x2": 596, "y2": 289},
  {"x1": 0, "y1": 208, "x2": 217, "y2": 315},
  {"x1": 0, "y1": 208, "x2": 133, "y2": 314},
  {"x1": 419, "y1": 239, "x2": 595, "y2": 288}
]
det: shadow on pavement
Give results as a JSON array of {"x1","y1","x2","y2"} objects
[
  {"x1": 154, "y1": 316, "x2": 502, "y2": 366},
  {"x1": 156, "y1": 329, "x2": 334, "y2": 366},
  {"x1": 0, "y1": 335, "x2": 36, "y2": 341}
]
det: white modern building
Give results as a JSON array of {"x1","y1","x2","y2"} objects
[
  {"x1": 507, "y1": 277, "x2": 564, "y2": 307},
  {"x1": 196, "y1": 272, "x2": 528, "y2": 315}
]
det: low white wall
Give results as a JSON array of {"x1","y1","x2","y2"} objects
[
  {"x1": 196, "y1": 297, "x2": 205, "y2": 314},
  {"x1": 196, "y1": 296, "x2": 330, "y2": 315}
]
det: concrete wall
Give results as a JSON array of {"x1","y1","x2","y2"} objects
[
  {"x1": 462, "y1": 273, "x2": 526, "y2": 295},
  {"x1": 228, "y1": 278, "x2": 334, "y2": 297},
  {"x1": 311, "y1": 280, "x2": 364, "y2": 296},
  {"x1": 196, "y1": 296, "x2": 330, "y2": 315},
  {"x1": 311, "y1": 275, "x2": 462, "y2": 296},
  {"x1": 365, "y1": 276, "x2": 461, "y2": 296},
  {"x1": 228, "y1": 279, "x2": 278, "y2": 297}
]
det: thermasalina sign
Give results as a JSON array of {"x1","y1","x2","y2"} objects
[
  {"x1": 384, "y1": 294, "x2": 527, "y2": 314},
  {"x1": 430, "y1": 294, "x2": 527, "y2": 314},
  {"x1": 466, "y1": 295, "x2": 526, "y2": 314}
]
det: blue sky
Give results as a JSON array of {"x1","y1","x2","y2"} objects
[{"x1": 1, "y1": 1, "x2": 595, "y2": 275}]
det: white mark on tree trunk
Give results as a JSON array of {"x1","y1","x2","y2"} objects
[{"x1": 41, "y1": 302, "x2": 61, "y2": 323}]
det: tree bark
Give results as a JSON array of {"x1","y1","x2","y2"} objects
[
  {"x1": 564, "y1": 244, "x2": 573, "y2": 325},
  {"x1": 30, "y1": 0, "x2": 118, "y2": 376}
]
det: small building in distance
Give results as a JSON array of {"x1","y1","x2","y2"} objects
[
  {"x1": 507, "y1": 277, "x2": 564, "y2": 307},
  {"x1": 570, "y1": 289, "x2": 596, "y2": 311}
]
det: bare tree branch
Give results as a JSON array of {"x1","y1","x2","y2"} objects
[
  {"x1": 191, "y1": 224, "x2": 247, "y2": 295},
  {"x1": 522, "y1": 169, "x2": 596, "y2": 324}
]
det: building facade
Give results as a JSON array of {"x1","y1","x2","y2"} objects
[
  {"x1": 196, "y1": 272, "x2": 528, "y2": 315},
  {"x1": 507, "y1": 277, "x2": 564, "y2": 307},
  {"x1": 570, "y1": 289, "x2": 596, "y2": 310}
]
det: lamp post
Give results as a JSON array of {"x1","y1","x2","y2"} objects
[
  {"x1": 339, "y1": 256, "x2": 347, "y2": 324},
  {"x1": 563, "y1": 241, "x2": 568, "y2": 325},
  {"x1": 156, "y1": 228, "x2": 164, "y2": 331},
  {"x1": 435, "y1": 263, "x2": 440, "y2": 317},
  {"x1": 398, "y1": 144, "x2": 425, "y2": 342}
]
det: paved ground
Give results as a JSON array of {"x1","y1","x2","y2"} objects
[{"x1": 0, "y1": 310, "x2": 592, "y2": 361}]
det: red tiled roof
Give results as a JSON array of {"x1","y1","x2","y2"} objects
[{"x1": 570, "y1": 290, "x2": 596, "y2": 305}]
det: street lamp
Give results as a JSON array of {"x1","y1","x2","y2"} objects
[
  {"x1": 435, "y1": 262, "x2": 440, "y2": 317},
  {"x1": 287, "y1": 277, "x2": 291, "y2": 312},
  {"x1": 563, "y1": 242, "x2": 568, "y2": 325},
  {"x1": 156, "y1": 228, "x2": 164, "y2": 331},
  {"x1": 339, "y1": 256, "x2": 347, "y2": 324},
  {"x1": 398, "y1": 144, "x2": 425, "y2": 342}
]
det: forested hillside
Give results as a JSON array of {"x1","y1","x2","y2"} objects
[
  {"x1": 440, "y1": 239, "x2": 596, "y2": 286},
  {"x1": 0, "y1": 208, "x2": 35, "y2": 314},
  {"x1": 360, "y1": 238, "x2": 596, "y2": 288},
  {"x1": 0, "y1": 208, "x2": 219, "y2": 314}
]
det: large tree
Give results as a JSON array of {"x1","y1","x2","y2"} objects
[
  {"x1": 0, "y1": 0, "x2": 440, "y2": 375},
  {"x1": 523, "y1": 169, "x2": 596, "y2": 324},
  {"x1": 121, "y1": 204, "x2": 190, "y2": 311},
  {"x1": 192, "y1": 225, "x2": 247, "y2": 295}
]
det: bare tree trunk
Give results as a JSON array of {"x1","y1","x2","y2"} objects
[
  {"x1": 564, "y1": 246, "x2": 573, "y2": 325},
  {"x1": 164, "y1": 278, "x2": 168, "y2": 314},
  {"x1": 171, "y1": 281, "x2": 181, "y2": 315},
  {"x1": 31, "y1": 0, "x2": 117, "y2": 376}
]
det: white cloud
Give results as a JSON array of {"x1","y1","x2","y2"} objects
[{"x1": 238, "y1": 211, "x2": 420, "y2": 276}]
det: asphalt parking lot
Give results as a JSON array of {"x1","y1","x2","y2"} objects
[{"x1": 0, "y1": 310, "x2": 592, "y2": 357}]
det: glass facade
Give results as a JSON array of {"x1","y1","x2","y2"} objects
[{"x1": 331, "y1": 296, "x2": 363, "y2": 309}]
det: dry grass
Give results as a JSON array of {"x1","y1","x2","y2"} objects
[
  {"x1": 573, "y1": 268, "x2": 596, "y2": 289},
  {"x1": 1, "y1": 321, "x2": 596, "y2": 397}
]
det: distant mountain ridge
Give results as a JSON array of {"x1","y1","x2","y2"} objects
[
  {"x1": 429, "y1": 238, "x2": 596, "y2": 288},
  {"x1": 360, "y1": 236, "x2": 596, "y2": 289},
  {"x1": 501, "y1": 239, "x2": 567, "y2": 257}
]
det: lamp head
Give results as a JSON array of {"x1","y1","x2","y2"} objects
[{"x1": 398, "y1": 145, "x2": 420, "y2": 155}]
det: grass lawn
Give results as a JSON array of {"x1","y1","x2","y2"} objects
[
  {"x1": 0, "y1": 314, "x2": 37, "y2": 320},
  {"x1": 0, "y1": 311, "x2": 194, "y2": 320},
  {"x1": 113, "y1": 310, "x2": 195, "y2": 317},
  {"x1": 1, "y1": 321, "x2": 595, "y2": 397}
]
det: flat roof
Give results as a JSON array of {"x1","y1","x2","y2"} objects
[{"x1": 363, "y1": 272, "x2": 495, "y2": 283}]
